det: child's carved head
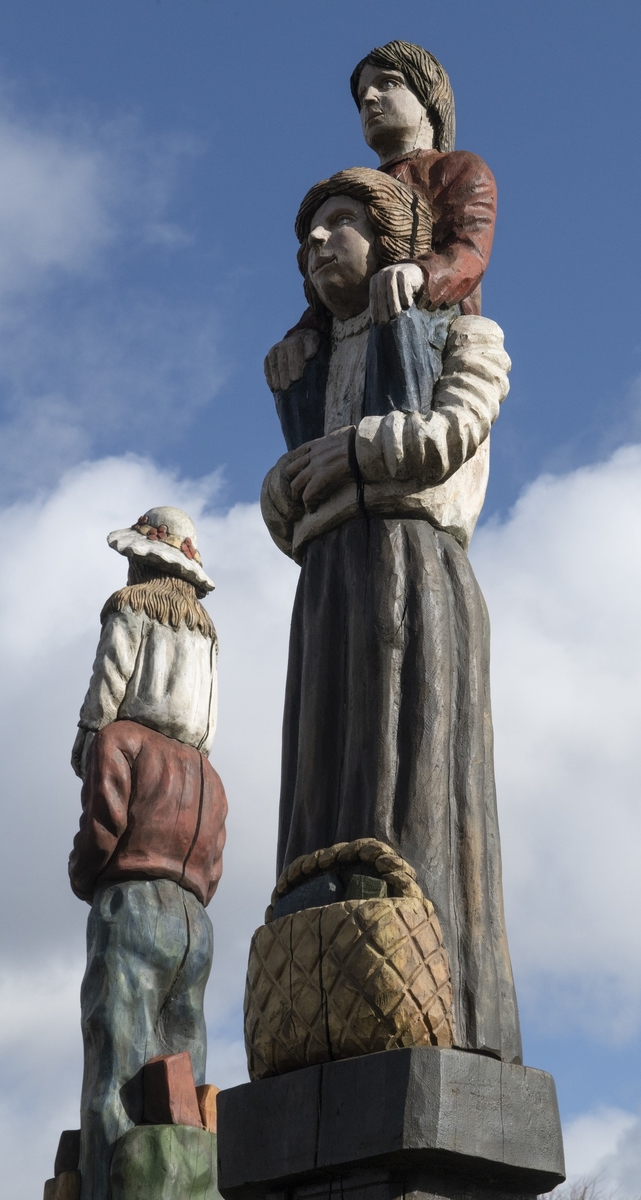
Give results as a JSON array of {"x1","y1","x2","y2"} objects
[{"x1": 350, "y1": 41, "x2": 455, "y2": 157}]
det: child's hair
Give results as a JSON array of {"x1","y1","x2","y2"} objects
[{"x1": 101, "y1": 560, "x2": 216, "y2": 641}]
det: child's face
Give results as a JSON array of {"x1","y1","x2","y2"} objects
[{"x1": 357, "y1": 65, "x2": 432, "y2": 158}]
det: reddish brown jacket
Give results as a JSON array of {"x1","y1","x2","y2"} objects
[
  {"x1": 289, "y1": 148, "x2": 496, "y2": 336},
  {"x1": 69, "y1": 720, "x2": 227, "y2": 907},
  {"x1": 384, "y1": 148, "x2": 496, "y2": 314}
]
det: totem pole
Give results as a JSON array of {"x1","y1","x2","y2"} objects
[
  {"x1": 45, "y1": 507, "x2": 227, "y2": 1200},
  {"x1": 217, "y1": 42, "x2": 566, "y2": 1200}
]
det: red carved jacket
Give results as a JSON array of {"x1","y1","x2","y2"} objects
[
  {"x1": 69, "y1": 720, "x2": 228, "y2": 907},
  {"x1": 385, "y1": 148, "x2": 496, "y2": 313},
  {"x1": 289, "y1": 148, "x2": 496, "y2": 334}
]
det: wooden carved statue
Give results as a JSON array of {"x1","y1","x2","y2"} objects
[
  {"x1": 257, "y1": 41, "x2": 521, "y2": 1072},
  {"x1": 67, "y1": 507, "x2": 227, "y2": 1200},
  {"x1": 265, "y1": 39, "x2": 495, "y2": 393}
]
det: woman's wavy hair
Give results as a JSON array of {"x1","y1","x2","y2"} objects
[
  {"x1": 350, "y1": 40, "x2": 455, "y2": 155},
  {"x1": 295, "y1": 167, "x2": 432, "y2": 322}
]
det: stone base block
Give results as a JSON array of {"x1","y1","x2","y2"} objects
[
  {"x1": 217, "y1": 1048, "x2": 565, "y2": 1200},
  {"x1": 110, "y1": 1124, "x2": 220, "y2": 1199}
]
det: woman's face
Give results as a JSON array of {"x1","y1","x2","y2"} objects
[{"x1": 307, "y1": 195, "x2": 378, "y2": 321}]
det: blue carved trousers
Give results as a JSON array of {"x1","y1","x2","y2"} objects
[{"x1": 79, "y1": 878, "x2": 213, "y2": 1200}]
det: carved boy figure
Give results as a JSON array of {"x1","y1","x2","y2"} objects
[
  {"x1": 265, "y1": 40, "x2": 496, "y2": 393},
  {"x1": 262, "y1": 168, "x2": 521, "y2": 1066},
  {"x1": 69, "y1": 507, "x2": 227, "y2": 1200}
]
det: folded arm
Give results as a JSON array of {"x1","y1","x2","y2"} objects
[
  {"x1": 260, "y1": 454, "x2": 306, "y2": 558},
  {"x1": 355, "y1": 316, "x2": 510, "y2": 486},
  {"x1": 261, "y1": 316, "x2": 510, "y2": 557}
]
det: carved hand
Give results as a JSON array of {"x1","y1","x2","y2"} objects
[
  {"x1": 264, "y1": 330, "x2": 321, "y2": 392},
  {"x1": 369, "y1": 262, "x2": 424, "y2": 324},
  {"x1": 285, "y1": 426, "x2": 355, "y2": 512}
]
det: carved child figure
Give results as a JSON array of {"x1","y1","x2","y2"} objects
[{"x1": 69, "y1": 507, "x2": 227, "y2": 1200}]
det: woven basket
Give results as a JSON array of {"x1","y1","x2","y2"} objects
[{"x1": 244, "y1": 839, "x2": 453, "y2": 1080}]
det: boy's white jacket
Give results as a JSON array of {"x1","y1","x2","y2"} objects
[{"x1": 72, "y1": 609, "x2": 218, "y2": 777}]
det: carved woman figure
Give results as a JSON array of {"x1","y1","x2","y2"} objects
[{"x1": 261, "y1": 168, "x2": 522, "y2": 1065}]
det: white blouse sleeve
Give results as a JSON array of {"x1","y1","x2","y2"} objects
[
  {"x1": 71, "y1": 609, "x2": 144, "y2": 777},
  {"x1": 355, "y1": 316, "x2": 511, "y2": 487}
]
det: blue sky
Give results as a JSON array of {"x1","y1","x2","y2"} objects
[
  {"x1": 1, "y1": 0, "x2": 640, "y2": 509},
  {"x1": 1, "y1": 2, "x2": 641, "y2": 1194}
]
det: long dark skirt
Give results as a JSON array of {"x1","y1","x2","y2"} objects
[{"x1": 277, "y1": 515, "x2": 522, "y2": 1064}]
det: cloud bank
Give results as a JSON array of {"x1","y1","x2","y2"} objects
[
  {"x1": 0, "y1": 96, "x2": 224, "y2": 501},
  {"x1": 473, "y1": 445, "x2": 641, "y2": 1043},
  {"x1": 1, "y1": 440, "x2": 641, "y2": 1195},
  {"x1": 0, "y1": 454, "x2": 298, "y2": 1194}
]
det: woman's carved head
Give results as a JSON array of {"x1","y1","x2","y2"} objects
[{"x1": 295, "y1": 167, "x2": 432, "y2": 321}]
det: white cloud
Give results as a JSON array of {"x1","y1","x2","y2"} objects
[
  {"x1": 596, "y1": 1112, "x2": 641, "y2": 1198},
  {"x1": 0, "y1": 960, "x2": 82, "y2": 1051},
  {"x1": 0, "y1": 453, "x2": 297, "y2": 957},
  {"x1": 552, "y1": 1103, "x2": 641, "y2": 1199},
  {"x1": 0, "y1": 115, "x2": 112, "y2": 291},
  {"x1": 472, "y1": 444, "x2": 641, "y2": 1041},
  {"x1": 0, "y1": 96, "x2": 224, "y2": 501},
  {"x1": 0, "y1": 288, "x2": 224, "y2": 501},
  {"x1": 3, "y1": 440, "x2": 641, "y2": 1194},
  {"x1": 0, "y1": 453, "x2": 298, "y2": 1196},
  {"x1": 0, "y1": 103, "x2": 199, "y2": 296},
  {"x1": 561, "y1": 1106, "x2": 638, "y2": 1185}
]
